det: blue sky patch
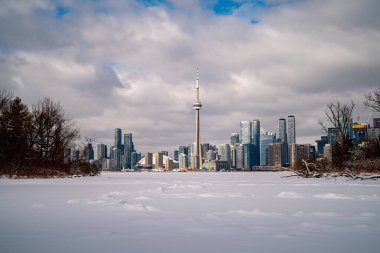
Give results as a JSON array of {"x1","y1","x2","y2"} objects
[
  {"x1": 55, "y1": 6, "x2": 71, "y2": 18},
  {"x1": 212, "y1": 0, "x2": 244, "y2": 15}
]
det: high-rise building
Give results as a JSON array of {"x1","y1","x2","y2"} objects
[
  {"x1": 235, "y1": 144, "x2": 244, "y2": 170},
  {"x1": 131, "y1": 152, "x2": 141, "y2": 169},
  {"x1": 193, "y1": 69, "x2": 202, "y2": 170},
  {"x1": 268, "y1": 142, "x2": 283, "y2": 169},
  {"x1": 251, "y1": 119, "x2": 260, "y2": 166},
  {"x1": 287, "y1": 115, "x2": 296, "y2": 144},
  {"x1": 112, "y1": 147, "x2": 123, "y2": 170},
  {"x1": 145, "y1": 152, "x2": 153, "y2": 168},
  {"x1": 240, "y1": 121, "x2": 252, "y2": 144},
  {"x1": 206, "y1": 150, "x2": 217, "y2": 161},
  {"x1": 201, "y1": 143, "x2": 210, "y2": 159},
  {"x1": 260, "y1": 133, "x2": 275, "y2": 166},
  {"x1": 179, "y1": 146, "x2": 188, "y2": 155},
  {"x1": 230, "y1": 145, "x2": 237, "y2": 168},
  {"x1": 328, "y1": 128, "x2": 338, "y2": 147},
  {"x1": 124, "y1": 133, "x2": 133, "y2": 169},
  {"x1": 324, "y1": 144, "x2": 332, "y2": 162},
  {"x1": 278, "y1": 118, "x2": 288, "y2": 164},
  {"x1": 243, "y1": 143, "x2": 254, "y2": 171},
  {"x1": 165, "y1": 157, "x2": 174, "y2": 171},
  {"x1": 178, "y1": 153, "x2": 189, "y2": 169},
  {"x1": 114, "y1": 128, "x2": 122, "y2": 150},
  {"x1": 217, "y1": 144, "x2": 231, "y2": 163},
  {"x1": 97, "y1": 144, "x2": 107, "y2": 160},
  {"x1": 85, "y1": 143, "x2": 94, "y2": 161},
  {"x1": 230, "y1": 133, "x2": 239, "y2": 146},
  {"x1": 155, "y1": 152, "x2": 164, "y2": 169},
  {"x1": 278, "y1": 118, "x2": 287, "y2": 143},
  {"x1": 287, "y1": 115, "x2": 296, "y2": 164},
  {"x1": 173, "y1": 150, "x2": 179, "y2": 161},
  {"x1": 316, "y1": 136, "x2": 329, "y2": 156},
  {"x1": 290, "y1": 144, "x2": 314, "y2": 169},
  {"x1": 161, "y1": 151, "x2": 169, "y2": 156}
]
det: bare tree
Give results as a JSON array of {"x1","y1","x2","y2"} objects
[
  {"x1": 29, "y1": 97, "x2": 80, "y2": 163},
  {"x1": 319, "y1": 101, "x2": 355, "y2": 168},
  {"x1": 365, "y1": 88, "x2": 380, "y2": 112}
]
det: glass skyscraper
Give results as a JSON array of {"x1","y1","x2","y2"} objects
[
  {"x1": 114, "y1": 128, "x2": 122, "y2": 150},
  {"x1": 240, "y1": 121, "x2": 252, "y2": 144},
  {"x1": 251, "y1": 119, "x2": 260, "y2": 166},
  {"x1": 260, "y1": 133, "x2": 275, "y2": 166},
  {"x1": 124, "y1": 133, "x2": 134, "y2": 169}
]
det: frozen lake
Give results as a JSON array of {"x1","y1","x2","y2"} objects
[{"x1": 1, "y1": 172, "x2": 380, "y2": 253}]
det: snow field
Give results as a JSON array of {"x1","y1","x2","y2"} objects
[{"x1": 1, "y1": 172, "x2": 380, "y2": 253}]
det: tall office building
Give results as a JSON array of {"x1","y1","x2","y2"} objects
[
  {"x1": 230, "y1": 133, "x2": 240, "y2": 146},
  {"x1": 155, "y1": 152, "x2": 163, "y2": 169},
  {"x1": 230, "y1": 145, "x2": 237, "y2": 168},
  {"x1": 174, "y1": 150, "x2": 179, "y2": 161},
  {"x1": 145, "y1": 152, "x2": 153, "y2": 168},
  {"x1": 268, "y1": 142, "x2": 283, "y2": 169},
  {"x1": 85, "y1": 143, "x2": 94, "y2": 161},
  {"x1": 179, "y1": 146, "x2": 188, "y2": 156},
  {"x1": 287, "y1": 116, "x2": 296, "y2": 144},
  {"x1": 217, "y1": 144, "x2": 231, "y2": 163},
  {"x1": 240, "y1": 121, "x2": 252, "y2": 144},
  {"x1": 235, "y1": 144, "x2": 244, "y2": 170},
  {"x1": 260, "y1": 133, "x2": 275, "y2": 166},
  {"x1": 97, "y1": 144, "x2": 107, "y2": 160},
  {"x1": 201, "y1": 143, "x2": 210, "y2": 159},
  {"x1": 178, "y1": 153, "x2": 189, "y2": 169},
  {"x1": 251, "y1": 119, "x2": 260, "y2": 166},
  {"x1": 290, "y1": 144, "x2": 314, "y2": 169},
  {"x1": 112, "y1": 147, "x2": 123, "y2": 170},
  {"x1": 124, "y1": 133, "x2": 134, "y2": 169},
  {"x1": 193, "y1": 69, "x2": 202, "y2": 170},
  {"x1": 131, "y1": 152, "x2": 141, "y2": 169},
  {"x1": 278, "y1": 118, "x2": 287, "y2": 143},
  {"x1": 206, "y1": 150, "x2": 217, "y2": 161},
  {"x1": 114, "y1": 128, "x2": 122, "y2": 151},
  {"x1": 243, "y1": 143, "x2": 254, "y2": 171},
  {"x1": 278, "y1": 118, "x2": 288, "y2": 164}
]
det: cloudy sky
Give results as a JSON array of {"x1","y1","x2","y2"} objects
[{"x1": 1, "y1": 0, "x2": 380, "y2": 155}]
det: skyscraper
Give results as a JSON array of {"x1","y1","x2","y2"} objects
[
  {"x1": 260, "y1": 132, "x2": 275, "y2": 166},
  {"x1": 155, "y1": 152, "x2": 163, "y2": 169},
  {"x1": 235, "y1": 144, "x2": 244, "y2": 170},
  {"x1": 230, "y1": 133, "x2": 239, "y2": 146},
  {"x1": 251, "y1": 119, "x2": 260, "y2": 165},
  {"x1": 114, "y1": 128, "x2": 122, "y2": 150},
  {"x1": 278, "y1": 118, "x2": 287, "y2": 143},
  {"x1": 240, "y1": 121, "x2": 251, "y2": 144},
  {"x1": 179, "y1": 146, "x2": 188, "y2": 156},
  {"x1": 217, "y1": 144, "x2": 231, "y2": 164},
  {"x1": 278, "y1": 118, "x2": 288, "y2": 164},
  {"x1": 193, "y1": 69, "x2": 202, "y2": 170},
  {"x1": 124, "y1": 133, "x2": 133, "y2": 169},
  {"x1": 97, "y1": 144, "x2": 107, "y2": 160},
  {"x1": 287, "y1": 115, "x2": 296, "y2": 145}
]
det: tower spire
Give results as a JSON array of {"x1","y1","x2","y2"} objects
[{"x1": 193, "y1": 68, "x2": 202, "y2": 170}]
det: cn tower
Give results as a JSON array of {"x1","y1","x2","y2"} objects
[{"x1": 193, "y1": 69, "x2": 202, "y2": 170}]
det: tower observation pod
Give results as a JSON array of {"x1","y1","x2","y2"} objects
[{"x1": 193, "y1": 69, "x2": 202, "y2": 170}]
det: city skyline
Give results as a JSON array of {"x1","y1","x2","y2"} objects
[{"x1": 1, "y1": 0, "x2": 379, "y2": 154}]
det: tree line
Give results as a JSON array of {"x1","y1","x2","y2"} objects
[
  {"x1": 0, "y1": 89, "x2": 99, "y2": 178},
  {"x1": 293, "y1": 88, "x2": 380, "y2": 179}
]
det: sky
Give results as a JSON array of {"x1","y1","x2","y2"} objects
[{"x1": 1, "y1": 0, "x2": 380, "y2": 155}]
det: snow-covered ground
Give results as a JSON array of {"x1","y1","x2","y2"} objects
[{"x1": 1, "y1": 172, "x2": 380, "y2": 253}]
